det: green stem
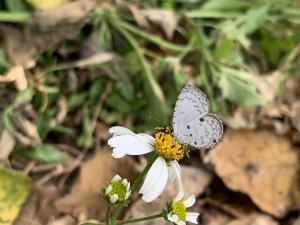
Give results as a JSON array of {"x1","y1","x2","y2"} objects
[
  {"x1": 118, "y1": 21, "x2": 187, "y2": 52},
  {"x1": 115, "y1": 213, "x2": 163, "y2": 225},
  {"x1": 0, "y1": 11, "x2": 29, "y2": 23},
  {"x1": 112, "y1": 153, "x2": 157, "y2": 220},
  {"x1": 112, "y1": 21, "x2": 167, "y2": 110},
  {"x1": 105, "y1": 204, "x2": 111, "y2": 225}
]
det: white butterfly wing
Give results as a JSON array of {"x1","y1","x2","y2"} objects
[{"x1": 173, "y1": 85, "x2": 223, "y2": 149}]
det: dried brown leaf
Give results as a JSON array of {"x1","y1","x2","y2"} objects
[
  {"x1": 199, "y1": 207, "x2": 233, "y2": 225},
  {"x1": 0, "y1": 66, "x2": 27, "y2": 91},
  {"x1": 141, "y1": 9, "x2": 178, "y2": 39},
  {"x1": 227, "y1": 214, "x2": 278, "y2": 225},
  {"x1": 0, "y1": 129, "x2": 15, "y2": 161},
  {"x1": 0, "y1": 25, "x2": 36, "y2": 68},
  {"x1": 0, "y1": 0, "x2": 96, "y2": 69},
  {"x1": 291, "y1": 101, "x2": 300, "y2": 133},
  {"x1": 29, "y1": 0, "x2": 96, "y2": 28},
  {"x1": 55, "y1": 150, "x2": 137, "y2": 221},
  {"x1": 223, "y1": 106, "x2": 257, "y2": 129},
  {"x1": 47, "y1": 215, "x2": 76, "y2": 225},
  {"x1": 205, "y1": 130, "x2": 299, "y2": 217}
]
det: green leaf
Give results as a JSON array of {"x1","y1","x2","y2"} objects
[
  {"x1": 241, "y1": 4, "x2": 269, "y2": 34},
  {"x1": 37, "y1": 110, "x2": 53, "y2": 140},
  {"x1": 17, "y1": 144, "x2": 66, "y2": 164},
  {"x1": 77, "y1": 108, "x2": 93, "y2": 148},
  {"x1": 89, "y1": 78, "x2": 104, "y2": 106},
  {"x1": 99, "y1": 21, "x2": 112, "y2": 50},
  {"x1": 218, "y1": 70, "x2": 266, "y2": 105},
  {"x1": 105, "y1": 93, "x2": 131, "y2": 113},
  {"x1": 213, "y1": 38, "x2": 234, "y2": 60},
  {"x1": 0, "y1": 168, "x2": 32, "y2": 225},
  {"x1": 5, "y1": 0, "x2": 30, "y2": 12},
  {"x1": 174, "y1": 70, "x2": 187, "y2": 90},
  {"x1": 68, "y1": 92, "x2": 88, "y2": 109}
]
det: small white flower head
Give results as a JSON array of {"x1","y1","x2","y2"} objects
[
  {"x1": 166, "y1": 195, "x2": 199, "y2": 225},
  {"x1": 103, "y1": 174, "x2": 131, "y2": 204}
]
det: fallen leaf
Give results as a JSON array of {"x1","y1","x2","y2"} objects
[
  {"x1": 116, "y1": 1, "x2": 178, "y2": 39},
  {"x1": 199, "y1": 206, "x2": 233, "y2": 225},
  {"x1": 223, "y1": 106, "x2": 257, "y2": 129},
  {"x1": 16, "y1": 116, "x2": 41, "y2": 146},
  {"x1": 29, "y1": 0, "x2": 96, "y2": 28},
  {"x1": 47, "y1": 215, "x2": 76, "y2": 225},
  {"x1": 252, "y1": 73, "x2": 278, "y2": 103},
  {"x1": 125, "y1": 165, "x2": 212, "y2": 225},
  {"x1": 204, "y1": 179, "x2": 258, "y2": 218},
  {"x1": 15, "y1": 185, "x2": 59, "y2": 225},
  {"x1": 0, "y1": 129, "x2": 15, "y2": 161},
  {"x1": 141, "y1": 9, "x2": 178, "y2": 39},
  {"x1": 227, "y1": 214, "x2": 278, "y2": 225},
  {"x1": 292, "y1": 216, "x2": 300, "y2": 225},
  {"x1": 0, "y1": 25, "x2": 36, "y2": 68},
  {"x1": 291, "y1": 101, "x2": 300, "y2": 133},
  {"x1": 74, "y1": 52, "x2": 116, "y2": 68},
  {"x1": 0, "y1": 0, "x2": 96, "y2": 68},
  {"x1": 55, "y1": 150, "x2": 137, "y2": 220},
  {"x1": 0, "y1": 66, "x2": 27, "y2": 91},
  {"x1": 0, "y1": 168, "x2": 32, "y2": 225},
  {"x1": 205, "y1": 130, "x2": 299, "y2": 217},
  {"x1": 261, "y1": 103, "x2": 291, "y2": 135}
]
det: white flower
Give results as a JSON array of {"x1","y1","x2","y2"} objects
[
  {"x1": 104, "y1": 174, "x2": 131, "y2": 204},
  {"x1": 108, "y1": 126, "x2": 185, "y2": 202},
  {"x1": 167, "y1": 195, "x2": 199, "y2": 225}
]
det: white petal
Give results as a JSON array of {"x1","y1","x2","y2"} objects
[
  {"x1": 109, "y1": 135, "x2": 154, "y2": 156},
  {"x1": 108, "y1": 135, "x2": 141, "y2": 147},
  {"x1": 176, "y1": 220, "x2": 186, "y2": 225},
  {"x1": 105, "y1": 185, "x2": 112, "y2": 195},
  {"x1": 168, "y1": 163, "x2": 176, "y2": 181},
  {"x1": 169, "y1": 160, "x2": 184, "y2": 201},
  {"x1": 185, "y1": 212, "x2": 199, "y2": 224},
  {"x1": 126, "y1": 182, "x2": 130, "y2": 190},
  {"x1": 168, "y1": 160, "x2": 181, "y2": 181},
  {"x1": 112, "y1": 174, "x2": 122, "y2": 182},
  {"x1": 112, "y1": 149, "x2": 126, "y2": 158},
  {"x1": 139, "y1": 157, "x2": 163, "y2": 194},
  {"x1": 125, "y1": 191, "x2": 131, "y2": 199},
  {"x1": 137, "y1": 133, "x2": 155, "y2": 145},
  {"x1": 167, "y1": 213, "x2": 179, "y2": 222},
  {"x1": 122, "y1": 179, "x2": 128, "y2": 187},
  {"x1": 139, "y1": 157, "x2": 168, "y2": 202},
  {"x1": 109, "y1": 126, "x2": 135, "y2": 136},
  {"x1": 184, "y1": 195, "x2": 196, "y2": 208},
  {"x1": 110, "y1": 194, "x2": 118, "y2": 203}
]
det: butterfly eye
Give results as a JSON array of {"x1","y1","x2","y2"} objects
[
  {"x1": 199, "y1": 118, "x2": 204, "y2": 122},
  {"x1": 212, "y1": 139, "x2": 216, "y2": 144}
]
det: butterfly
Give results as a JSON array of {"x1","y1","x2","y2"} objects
[{"x1": 172, "y1": 85, "x2": 223, "y2": 150}]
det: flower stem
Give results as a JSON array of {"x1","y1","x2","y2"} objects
[
  {"x1": 112, "y1": 153, "x2": 157, "y2": 220},
  {"x1": 0, "y1": 11, "x2": 29, "y2": 23},
  {"x1": 105, "y1": 204, "x2": 111, "y2": 225},
  {"x1": 115, "y1": 213, "x2": 163, "y2": 225}
]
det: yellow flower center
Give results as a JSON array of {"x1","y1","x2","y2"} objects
[
  {"x1": 170, "y1": 200, "x2": 186, "y2": 221},
  {"x1": 108, "y1": 181, "x2": 127, "y2": 201},
  {"x1": 154, "y1": 129, "x2": 184, "y2": 161}
]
